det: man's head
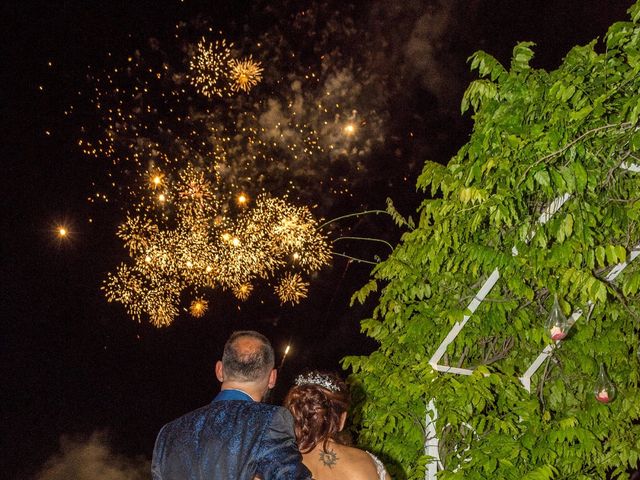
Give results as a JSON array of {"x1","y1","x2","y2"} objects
[{"x1": 216, "y1": 330, "x2": 277, "y2": 400}]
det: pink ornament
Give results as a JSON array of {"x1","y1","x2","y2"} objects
[
  {"x1": 596, "y1": 389, "x2": 610, "y2": 403},
  {"x1": 546, "y1": 295, "x2": 569, "y2": 342},
  {"x1": 594, "y1": 364, "x2": 616, "y2": 404},
  {"x1": 550, "y1": 326, "x2": 566, "y2": 341}
]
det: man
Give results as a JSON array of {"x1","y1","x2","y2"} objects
[{"x1": 152, "y1": 330, "x2": 311, "y2": 480}]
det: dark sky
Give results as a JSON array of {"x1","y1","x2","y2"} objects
[{"x1": 2, "y1": 1, "x2": 633, "y2": 478}]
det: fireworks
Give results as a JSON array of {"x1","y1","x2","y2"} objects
[
  {"x1": 189, "y1": 38, "x2": 233, "y2": 98},
  {"x1": 343, "y1": 123, "x2": 356, "y2": 136},
  {"x1": 80, "y1": 17, "x2": 392, "y2": 326},
  {"x1": 233, "y1": 283, "x2": 253, "y2": 301},
  {"x1": 189, "y1": 298, "x2": 209, "y2": 318},
  {"x1": 81, "y1": 27, "x2": 384, "y2": 215},
  {"x1": 229, "y1": 57, "x2": 263, "y2": 93},
  {"x1": 237, "y1": 193, "x2": 248, "y2": 205},
  {"x1": 188, "y1": 40, "x2": 263, "y2": 97},
  {"x1": 275, "y1": 272, "x2": 309, "y2": 305},
  {"x1": 102, "y1": 166, "x2": 331, "y2": 326}
]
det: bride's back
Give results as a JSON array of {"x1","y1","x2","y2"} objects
[
  {"x1": 302, "y1": 442, "x2": 382, "y2": 480},
  {"x1": 284, "y1": 372, "x2": 389, "y2": 480}
]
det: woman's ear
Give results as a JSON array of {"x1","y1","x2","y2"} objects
[{"x1": 338, "y1": 411, "x2": 347, "y2": 431}]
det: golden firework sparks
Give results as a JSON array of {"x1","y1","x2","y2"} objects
[
  {"x1": 228, "y1": 57, "x2": 263, "y2": 93},
  {"x1": 77, "y1": 26, "x2": 381, "y2": 329},
  {"x1": 103, "y1": 264, "x2": 146, "y2": 320},
  {"x1": 233, "y1": 283, "x2": 253, "y2": 301},
  {"x1": 146, "y1": 289, "x2": 180, "y2": 328},
  {"x1": 117, "y1": 216, "x2": 160, "y2": 255},
  {"x1": 189, "y1": 38, "x2": 233, "y2": 98},
  {"x1": 275, "y1": 272, "x2": 309, "y2": 305},
  {"x1": 150, "y1": 172, "x2": 164, "y2": 188},
  {"x1": 189, "y1": 298, "x2": 209, "y2": 318},
  {"x1": 105, "y1": 172, "x2": 331, "y2": 326}
]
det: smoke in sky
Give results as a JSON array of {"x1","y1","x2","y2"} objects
[
  {"x1": 32, "y1": 432, "x2": 149, "y2": 480},
  {"x1": 366, "y1": 0, "x2": 471, "y2": 109}
]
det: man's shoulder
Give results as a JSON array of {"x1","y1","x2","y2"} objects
[
  {"x1": 157, "y1": 403, "x2": 211, "y2": 435},
  {"x1": 160, "y1": 402, "x2": 289, "y2": 433}
]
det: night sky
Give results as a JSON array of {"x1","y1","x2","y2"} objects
[{"x1": 2, "y1": 1, "x2": 633, "y2": 478}]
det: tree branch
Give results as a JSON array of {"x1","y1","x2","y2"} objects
[{"x1": 518, "y1": 122, "x2": 633, "y2": 185}]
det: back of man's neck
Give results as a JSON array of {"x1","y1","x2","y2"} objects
[{"x1": 221, "y1": 384, "x2": 261, "y2": 401}]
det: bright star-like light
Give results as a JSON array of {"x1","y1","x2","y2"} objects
[
  {"x1": 151, "y1": 174, "x2": 163, "y2": 187},
  {"x1": 343, "y1": 123, "x2": 356, "y2": 136}
]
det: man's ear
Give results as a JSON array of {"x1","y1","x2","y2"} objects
[
  {"x1": 215, "y1": 361, "x2": 224, "y2": 382},
  {"x1": 267, "y1": 368, "x2": 277, "y2": 389}
]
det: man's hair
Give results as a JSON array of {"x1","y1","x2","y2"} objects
[{"x1": 222, "y1": 330, "x2": 275, "y2": 382}]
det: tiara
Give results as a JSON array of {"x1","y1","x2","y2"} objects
[{"x1": 294, "y1": 372, "x2": 341, "y2": 393}]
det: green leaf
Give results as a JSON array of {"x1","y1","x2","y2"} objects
[
  {"x1": 534, "y1": 170, "x2": 551, "y2": 187},
  {"x1": 511, "y1": 41, "x2": 536, "y2": 71},
  {"x1": 351, "y1": 280, "x2": 378, "y2": 306},
  {"x1": 572, "y1": 161, "x2": 588, "y2": 192}
]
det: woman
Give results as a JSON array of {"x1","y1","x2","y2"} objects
[{"x1": 284, "y1": 371, "x2": 390, "y2": 480}]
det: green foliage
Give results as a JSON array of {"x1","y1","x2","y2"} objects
[{"x1": 346, "y1": 4, "x2": 640, "y2": 478}]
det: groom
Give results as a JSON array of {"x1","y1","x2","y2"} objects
[{"x1": 152, "y1": 330, "x2": 311, "y2": 479}]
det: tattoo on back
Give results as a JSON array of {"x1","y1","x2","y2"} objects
[{"x1": 319, "y1": 448, "x2": 338, "y2": 468}]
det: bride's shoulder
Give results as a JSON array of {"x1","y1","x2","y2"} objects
[
  {"x1": 303, "y1": 443, "x2": 388, "y2": 480},
  {"x1": 335, "y1": 445, "x2": 383, "y2": 479}
]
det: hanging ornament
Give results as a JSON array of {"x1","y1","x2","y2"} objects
[
  {"x1": 546, "y1": 294, "x2": 569, "y2": 341},
  {"x1": 594, "y1": 363, "x2": 616, "y2": 403}
]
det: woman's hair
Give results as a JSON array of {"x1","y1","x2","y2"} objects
[{"x1": 283, "y1": 371, "x2": 350, "y2": 453}]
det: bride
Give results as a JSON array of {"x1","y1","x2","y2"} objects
[{"x1": 284, "y1": 371, "x2": 390, "y2": 480}]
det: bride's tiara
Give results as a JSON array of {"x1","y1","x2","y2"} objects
[{"x1": 294, "y1": 372, "x2": 341, "y2": 393}]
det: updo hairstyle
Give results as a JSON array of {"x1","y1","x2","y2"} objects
[{"x1": 284, "y1": 371, "x2": 350, "y2": 453}]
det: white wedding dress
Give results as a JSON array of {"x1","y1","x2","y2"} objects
[{"x1": 366, "y1": 452, "x2": 388, "y2": 479}]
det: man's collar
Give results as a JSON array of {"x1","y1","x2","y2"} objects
[{"x1": 213, "y1": 388, "x2": 254, "y2": 402}]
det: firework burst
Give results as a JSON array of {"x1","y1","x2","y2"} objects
[
  {"x1": 102, "y1": 166, "x2": 331, "y2": 326},
  {"x1": 228, "y1": 57, "x2": 264, "y2": 93},
  {"x1": 189, "y1": 38, "x2": 233, "y2": 98},
  {"x1": 80, "y1": 9, "x2": 397, "y2": 326},
  {"x1": 189, "y1": 298, "x2": 209, "y2": 318},
  {"x1": 233, "y1": 283, "x2": 253, "y2": 301},
  {"x1": 275, "y1": 272, "x2": 309, "y2": 305}
]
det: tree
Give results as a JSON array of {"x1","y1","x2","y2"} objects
[{"x1": 345, "y1": 3, "x2": 640, "y2": 479}]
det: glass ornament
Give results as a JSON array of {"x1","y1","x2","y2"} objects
[
  {"x1": 594, "y1": 364, "x2": 616, "y2": 404},
  {"x1": 546, "y1": 294, "x2": 569, "y2": 341}
]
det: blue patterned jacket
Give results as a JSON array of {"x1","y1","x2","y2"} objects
[{"x1": 152, "y1": 390, "x2": 311, "y2": 480}]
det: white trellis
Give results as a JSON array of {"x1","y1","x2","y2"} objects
[{"x1": 424, "y1": 161, "x2": 640, "y2": 479}]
